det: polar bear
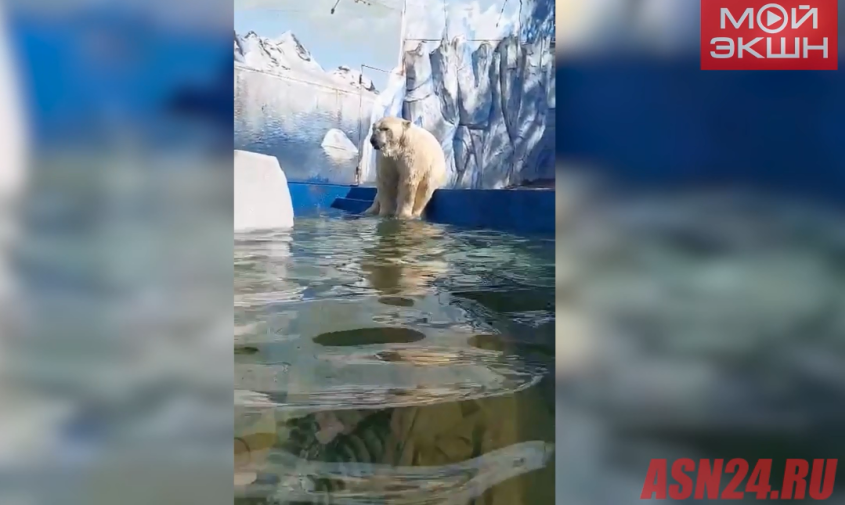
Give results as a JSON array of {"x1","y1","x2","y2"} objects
[{"x1": 363, "y1": 117, "x2": 447, "y2": 219}]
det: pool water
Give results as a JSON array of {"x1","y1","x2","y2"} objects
[{"x1": 234, "y1": 216, "x2": 555, "y2": 504}]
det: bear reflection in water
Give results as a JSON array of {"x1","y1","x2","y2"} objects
[{"x1": 360, "y1": 218, "x2": 451, "y2": 299}]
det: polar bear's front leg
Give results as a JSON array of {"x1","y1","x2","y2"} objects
[
  {"x1": 395, "y1": 180, "x2": 417, "y2": 219},
  {"x1": 377, "y1": 200, "x2": 392, "y2": 217},
  {"x1": 412, "y1": 177, "x2": 437, "y2": 218},
  {"x1": 362, "y1": 197, "x2": 380, "y2": 216}
]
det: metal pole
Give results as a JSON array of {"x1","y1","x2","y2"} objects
[{"x1": 397, "y1": 0, "x2": 407, "y2": 74}]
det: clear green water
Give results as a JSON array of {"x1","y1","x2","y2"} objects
[{"x1": 234, "y1": 216, "x2": 555, "y2": 504}]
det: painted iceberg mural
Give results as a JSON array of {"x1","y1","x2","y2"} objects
[{"x1": 359, "y1": 0, "x2": 555, "y2": 189}]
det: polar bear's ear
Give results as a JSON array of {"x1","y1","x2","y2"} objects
[{"x1": 401, "y1": 119, "x2": 411, "y2": 130}]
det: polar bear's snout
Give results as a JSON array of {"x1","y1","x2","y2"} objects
[{"x1": 370, "y1": 118, "x2": 402, "y2": 152}]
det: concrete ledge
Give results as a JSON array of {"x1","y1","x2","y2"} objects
[{"x1": 234, "y1": 150, "x2": 294, "y2": 231}]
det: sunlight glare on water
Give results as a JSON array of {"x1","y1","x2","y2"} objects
[{"x1": 234, "y1": 216, "x2": 555, "y2": 504}]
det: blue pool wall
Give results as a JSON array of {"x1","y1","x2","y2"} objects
[
  {"x1": 288, "y1": 183, "x2": 352, "y2": 215},
  {"x1": 289, "y1": 182, "x2": 555, "y2": 235}
]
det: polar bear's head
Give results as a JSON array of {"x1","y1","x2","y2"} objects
[{"x1": 370, "y1": 116, "x2": 411, "y2": 157}]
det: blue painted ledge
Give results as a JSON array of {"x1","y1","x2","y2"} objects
[
  {"x1": 288, "y1": 182, "x2": 555, "y2": 235},
  {"x1": 288, "y1": 182, "x2": 352, "y2": 216}
]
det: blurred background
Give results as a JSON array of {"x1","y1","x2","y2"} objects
[
  {"x1": 0, "y1": 1, "x2": 234, "y2": 504},
  {"x1": 557, "y1": 0, "x2": 845, "y2": 503},
  {"x1": 2, "y1": 0, "x2": 845, "y2": 502},
  {"x1": 558, "y1": 0, "x2": 845, "y2": 200}
]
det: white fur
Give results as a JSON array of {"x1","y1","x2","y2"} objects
[{"x1": 363, "y1": 117, "x2": 447, "y2": 219}]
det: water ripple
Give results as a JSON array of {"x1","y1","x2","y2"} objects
[
  {"x1": 235, "y1": 216, "x2": 555, "y2": 503},
  {"x1": 236, "y1": 344, "x2": 548, "y2": 413},
  {"x1": 237, "y1": 441, "x2": 554, "y2": 504}
]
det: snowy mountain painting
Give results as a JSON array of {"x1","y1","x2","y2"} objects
[
  {"x1": 234, "y1": 29, "x2": 380, "y2": 184},
  {"x1": 235, "y1": 31, "x2": 379, "y2": 94}
]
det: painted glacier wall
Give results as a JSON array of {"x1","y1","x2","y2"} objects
[
  {"x1": 234, "y1": 31, "x2": 379, "y2": 184},
  {"x1": 395, "y1": 0, "x2": 555, "y2": 189}
]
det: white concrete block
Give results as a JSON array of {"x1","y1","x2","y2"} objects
[{"x1": 234, "y1": 150, "x2": 294, "y2": 231}]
